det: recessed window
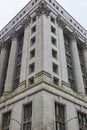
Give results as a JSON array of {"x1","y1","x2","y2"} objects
[
  {"x1": 70, "y1": 19, "x2": 72, "y2": 23},
  {"x1": 31, "y1": 37, "x2": 36, "y2": 46},
  {"x1": 35, "y1": 0, "x2": 37, "y2": 2},
  {"x1": 53, "y1": 3, "x2": 55, "y2": 7},
  {"x1": 55, "y1": 103, "x2": 65, "y2": 130},
  {"x1": 51, "y1": 26, "x2": 56, "y2": 34},
  {"x1": 52, "y1": 49, "x2": 57, "y2": 59},
  {"x1": 23, "y1": 103, "x2": 32, "y2": 130},
  {"x1": 28, "y1": 77, "x2": 34, "y2": 85},
  {"x1": 78, "y1": 111, "x2": 87, "y2": 130},
  {"x1": 30, "y1": 49, "x2": 35, "y2": 59},
  {"x1": 51, "y1": 37, "x2": 56, "y2": 46},
  {"x1": 61, "y1": 10, "x2": 63, "y2": 14},
  {"x1": 53, "y1": 63, "x2": 58, "y2": 74},
  {"x1": 56, "y1": 6, "x2": 59, "y2": 10},
  {"x1": 51, "y1": 16, "x2": 55, "y2": 24},
  {"x1": 53, "y1": 77, "x2": 59, "y2": 85},
  {"x1": 32, "y1": 2, "x2": 34, "y2": 6},
  {"x1": 49, "y1": 0, "x2": 51, "y2": 3},
  {"x1": 32, "y1": 16, "x2": 36, "y2": 23},
  {"x1": 2, "y1": 111, "x2": 11, "y2": 130},
  {"x1": 29, "y1": 63, "x2": 35, "y2": 74},
  {"x1": 31, "y1": 26, "x2": 36, "y2": 34}
]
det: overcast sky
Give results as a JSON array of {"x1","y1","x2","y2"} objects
[{"x1": 0, "y1": 0, "x2": 87, "y2": 31}]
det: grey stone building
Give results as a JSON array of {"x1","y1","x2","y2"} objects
[{"x1": 0, "y1": 0, "x2": 87, "y2": 130}]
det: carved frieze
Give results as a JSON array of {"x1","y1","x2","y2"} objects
[{"x1": 36, "y1": 2, "x2": 51, "y2": 17}]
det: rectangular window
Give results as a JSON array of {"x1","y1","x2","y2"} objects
[
  {"x1": 29, "y1": 63, "x2": 35, "y2": 74},
  {"x1": 51, "y1": 37, "x2": 56, "y2": 46},
  {"x1": 51, "y1": 16, "x2": 55, "y2": 24},
  {"x1": 30, "y1": 49, "x2": 35, "y2": 59},
  {"x1": 78, "y1": 111, "x2": 87, "y2": 130},
  {"x1": 32, "y1": 16, "x2": 36, "y2": 23},
  {"x1": 52, "y1": 49, "x2": 57, "y2": 59},
  {"x1": 2, "y1": 111, "x2": 11, "y2": 130},
  {"x1": 28, "y1": 77, "x2": 34, "y2": 85},
  {"x1": 53, "y1": 77, "x2": 59, "y2": 85},
  {"x1": 51, "y1": 26, "x2": 56, "y2": 34},
  {"x1": 53, "y1": 63, "x2": 58, "y2": 74},
  {"x1": 55, "y1": 103, "x2": 65, "y2": 130},
  {"x1": 23, "y1": 103, "x2": 32, "y2": 130},
  {"x1": 31, "y1": 26, "x2": 36, "y2": 34},
  {"x1": 31, "y1": 37, "x2": 36, "y2": 46}
]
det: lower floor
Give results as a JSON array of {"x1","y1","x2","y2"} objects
[{"x1": 0, "y1": 83, "x2": 87, "y2": 130}]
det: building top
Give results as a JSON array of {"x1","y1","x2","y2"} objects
[{"x1": 0, "y1": 0, "x2": 87, "y2": 41}]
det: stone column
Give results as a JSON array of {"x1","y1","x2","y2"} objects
[
  {"x1": 19, "y1": 16, "x2": 31, "y2": 85},
  {"x1": 56, "y1": 17, "x2": 68, "y2": 84},
  {"x1": 83, "y1": 44, "x2": 87, "y2": 73},
  {"x1": 70, "y1": 34, "x2": 85, "y2": 95},
  {"x1": 0, "y1": 42, "x2": 8, "y2": 95},
  {"x1": 4, "y1": 33, "x2": 18, "y2": 94}
]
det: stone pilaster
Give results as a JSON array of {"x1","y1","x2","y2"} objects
[
  {"x1": 4, "y1": 32, "x2": 18, "y2": 94},
  {"x1": 56, "y1": 17, "x2": 68, "y2": 85},
  {"x1": 83, "y1": 43, "x2": 87, "y2": 73},
  {"x1": 0, "y1": 42, "x2": 8, "y2": 95},
  {"x1": 70, "y1": 33, "x2": 85, "y2": 95},
  {"x1": 19, "y1": 17, "x2": 31, "y2": 85}
]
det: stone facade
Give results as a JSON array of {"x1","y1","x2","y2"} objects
[{"x1": 0, "y1": 0, "x2": 87, "y2": 130}]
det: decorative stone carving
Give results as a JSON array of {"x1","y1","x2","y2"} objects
[
  {"x1": 56, "y1": 15, "x2": 66, "y2": 28},
  {"x1": 36, "y1": 2, "x2": 51, "y2": 17},
  {"x1": 10, "y1": 30, "x2": 18, "y2": 39},
  {"x1": 21, "y1": 15, "x2": 31, "y2": 28},
  {"x1": 70, "y1": 31, "x2": 78, "y2": 41}
]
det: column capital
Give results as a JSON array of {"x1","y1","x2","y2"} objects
[
  {"x1": 70, "y1": 31, "x2": 78, "y2": 42},
  {"x1": 56, "y1": 15, "x2": 66, "y2": 29},
  {"x1": 83, "y1": 43, "x2": 87, "y2": 50},
  {"x1": 36, "y1": 2, "x2": 51, "y2": 17},
  {"x1": 10, "y1": 30, "x2": 18, "y2": 40},
  {"x1": 21, "y1": 15, "x2": 31, "y2": 28}
]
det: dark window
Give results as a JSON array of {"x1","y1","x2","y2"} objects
[
  {"x1": 55, "y1": 103, "x2": 65, "y2": 130},
  {"x1": 32, "y1": 16, "x2": 36, "y2": 23},
  {"x1": 78, "y1": 112, "x2": 87, "y2": 130},
  {"x1": 64, "y1": 33, "x2": 75, "y2": 90},
  {"x1": 53, "y1": 63, "x2": 58, "y2": 74},
  {"x1": 53, "y1": 77, "x2": 59, "y2": 85},
  {"x1": 29, "y1": 63, "x2": 35, "y2": 74},
  {"x1": 23, "y1": 103, "x2": 32, "y2": 130},
  {"x1": 28, "y1": 77, "x2": 34, "y2": 85},
  {"x1": 2, "y1": 111, "x2": 11, "y2": 130},
  {"x1": 51, "y1": 16, "x2": 55, "y2": 24},
  {"x1": 51, "y1": 37, "x2": 56, "y2": 46},
  {"x1": 52, "y1": 49, "x2": 57, "y2": 59},
  {"x1": 51, "y1": 26, "x2": 56, "y2": 34},
  {"x1": 31, "y1": 37, "x2": 36, "y2": 46},
  {"x1": 31, "y1": 26, "x2": 36, "y2": 34},
  {"x1": 78, "y1": 45, "x2": 87, "y2": 89},
  {"x1": 30, "y1": 49, "x2": 35, "y2": 59}
]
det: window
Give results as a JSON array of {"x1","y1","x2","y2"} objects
[
  {"x1": 53, "y1": 77, "x2": 59, "y2": 85},
  {"x1": 28, "y1": 77, "x2": 34, "y2": 85},
  {"x1": 32, "y1": 16, "x2": 36, "y2": 23},
  {"x1": 53, "y1": 63, "x2": 58, "y2": 74},
  {"x1": 23, "y1": 103, "x2": 32, "y2": 130},
  {"x1": 30, "y1": 49, "x2": 35, "y2": 59},
  {"x1": 55, "y1": 103, "x2": 65, "y2": 130},
  {"x1": 29, "y1": 63, "x2": 35, "y2": 74},
  {"x1": 64, "y1": 33, "x2": 75, "y2": 90},
  {"x1": 51, "y1": 26, "x2": 56, "y2": 34},
  {"x1": 31, "y1": 26, "x2": 36, "y2": 34},
  {"x1": 51, "y1": 37, "x2": 56, "y2": 46},
  {"x1": 78, "y1": 112, "x2": 87, "y2": 130},
  {"x1": 51, "y1": 16, "x2": 55, "y2": 24},
  {"x1": 2, "y1": 111, "x2": 11, "y2": 130},
  {"x1": 31, "y1": 37, "x2": 36, "y2": 46},
  {"x1": 52, "y1": 49, "x2": 57, "y2": 59}
]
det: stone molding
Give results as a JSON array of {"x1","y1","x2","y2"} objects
[
  {"x1": 56, "y1": 15, "x2": 66, "y2": 29},
  {"x1": 70, "y1": 31, "x2": 78, "y2": 42},
  {"x1": 36, "y1": 2, "x2": 51, "y2": 17}
]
